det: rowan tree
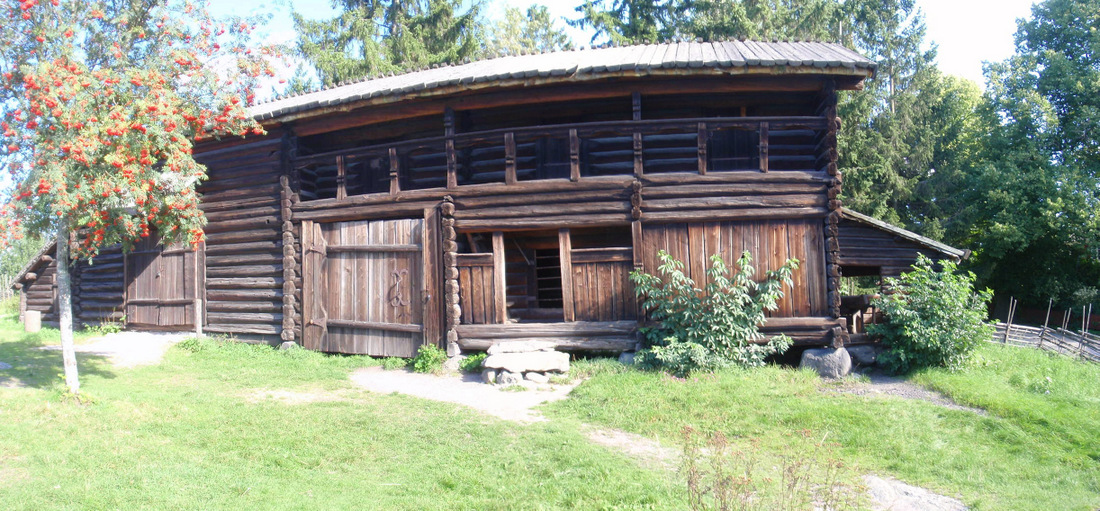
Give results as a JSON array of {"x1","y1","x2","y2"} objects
[{"x1": 0, "y1": 0, "x2": 276, "y2": 393}]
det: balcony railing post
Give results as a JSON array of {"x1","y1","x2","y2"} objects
[
  {"x1": 445, "y1": 107, "x2": 457, "y2": 189},
  {"x1": 758, "y1": 122, "x2": 769, "y2": 173},
  {"x1": 504, "y1": 132, "x2": 517, "y2": 185},
  {"x1": 697, "y1": 122, "x2": 707, "y2": 175},
  {"x1": 389, "y1": 147, "x2": 399, "y2": 195},
  {"x1": 336, "y1": 155, "x2": 347, "y2": 200},
  {"x1": 569, "y1": 128, "x2": 580, "y2": 182}
]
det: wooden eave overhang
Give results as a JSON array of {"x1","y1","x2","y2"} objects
[
  {"x1": 10, "y1": 240, "x2": 55, "y2": 290},
  {"x1": 249, "y1": 40, "x2": 877, "y2": 128},
  {"x1": 840, "y1": 208, "x2": 969, "y2": 261}
]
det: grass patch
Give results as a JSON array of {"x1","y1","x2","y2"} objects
[
  {"x1": 544, "y1": 345, "x2": 1100, "y2": 510},
  {"x1": 0, "y1": 321, "x2": 679, "y2": 510}
]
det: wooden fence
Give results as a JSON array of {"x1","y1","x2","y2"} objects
[{"x1": 991, "y1": 322, "x2": 1100, "y2": 362}]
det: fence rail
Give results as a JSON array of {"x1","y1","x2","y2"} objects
[{"x1": 991, "y1": 322, "x2": 1100, "y2": 362}]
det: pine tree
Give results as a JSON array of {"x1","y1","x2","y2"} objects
[
  {"x1": 489, "y1": 5, "x2": 574, "y2": 55},
  {"x1": 293, "y1": 0, "x2": 483, "y2": 87}
]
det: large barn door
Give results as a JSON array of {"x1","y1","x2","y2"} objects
[
  {"x1": 124, "y1": 237, "x2": 199, "y2": 329},
  {"x1": 302, "y1": 217, "x2": 432, "y2": 357}
]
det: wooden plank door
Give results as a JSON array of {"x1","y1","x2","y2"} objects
[
  {"x1": 302, "y1": 216, "x2": 434, "y2": 357},
  {"x1": 124, "y1": 237, "x2": 199, "y2": 329}
]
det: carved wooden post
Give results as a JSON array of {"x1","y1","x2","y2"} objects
[
  {"x1": 820, "y1": 80, "x2": 843, "y2": 323},
  {"x1": 445, "y1": 108, "x2": 457, "y2": 189},
  {"x1": 441, "y1": 196, "x2": 461, "y2": 356},
  {"x1": 280, "y1": 132, "x2": 300, "y2": 343}
]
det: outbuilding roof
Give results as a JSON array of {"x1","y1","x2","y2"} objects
[
  {"x1": 840, "y1": 209, "x2": 969, "y2": 261},
  {"x1": 252, "y1": 40, "x2": 877, "y2": 122}
]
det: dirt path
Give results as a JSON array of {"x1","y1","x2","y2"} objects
[
  {"x1": 349, "y1": 367, "x2": 575, "y2": 422},
  {"x1": 40, "y1": 331, "x2": 189, "y2": 369},
  {"x1": 827, "y1": 372, "x2": 986, "y2": 415}
]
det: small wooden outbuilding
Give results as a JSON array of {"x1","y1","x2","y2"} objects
[{"x1": 12, "y1": 40, "x2": 967, "y2": 356}]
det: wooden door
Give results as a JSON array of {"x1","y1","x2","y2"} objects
[
  {"x1": 302, "y1": 215, "x2": 438, "y2": 357},
  {"x1": 124, "y1": 237, "x2": 201, "y2": 329}
]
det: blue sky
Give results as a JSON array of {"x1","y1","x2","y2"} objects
[{"x1": 214, "y1": 0, "x2": 1041, "y2": 89}]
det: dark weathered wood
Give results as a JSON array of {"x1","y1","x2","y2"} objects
[
  {"x1": 569, "y1": 128, "x2": 580, "y2": 181},
  {"x1": 389, "y1": 147, "x2": 400, "y2": 195},
  {"x1": 327, "y1": 318, "x2": 423, "y2": 333},
  {"x1": 504, "y1": 132, "x2": 517, "y2": 185},
  {"x1": 455, "y1": 320, "x2": 637, "y2": 338},
  {"x1": 759, "y1": 122, "x2": 769, "y2": 172},
  {"x1": 642, "y1": 207, "x2": 828, "y2": 223},
  {"x1": 445, "y1": 107, "x2": 457, "y2": 189},
  {"x1": 456, "y1": 213, "x2": 633, "y2": 231},
  {"x1": 327, "y1": 244, "x2": 421, "y2": 253},
  {"x1": 458, "y1": 336, "x2": 636, "y2": 352},
  {"x1": 559, "y1": 228, "x2": 574, "y2": 322}
]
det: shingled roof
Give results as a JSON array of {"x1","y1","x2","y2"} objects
[{"x1": 252, "y1": 40, "x2": 877, "y2": 122}]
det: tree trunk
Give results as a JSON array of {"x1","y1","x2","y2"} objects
[{"x1": 56, "y1": 224, "x2": 79, "y2": 394}]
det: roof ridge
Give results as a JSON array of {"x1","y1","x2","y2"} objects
[{"x1": 254, "y1": 40, "x2": 876, "y2": 121}]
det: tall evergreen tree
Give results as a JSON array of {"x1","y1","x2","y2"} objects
[
  {"x1": 569, "y1": 0, "x2": 682, "y2": 44},
  {"x1": 293, "y1": 0, "x2": 483, "y2": 87},
  {"x1": 489, "y1": 5, "x2": 574, "y2": 55},
  {"x1": 678, "y1": 0, "x2": 845, "y2": 41}
]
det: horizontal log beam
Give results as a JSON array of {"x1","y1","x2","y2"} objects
[
  {"x1": 328, "y1": 318, "x2": 423, "y2": 334},
  {"x1": 456, "y1": 321, "x2": 636, "y2": 339},
  {"x1": 458, "y1": 336, "x2": 636, "y2": 352}
]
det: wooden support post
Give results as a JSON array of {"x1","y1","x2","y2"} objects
[
  {"x1": 569, "y1": 128, "x2": 580, "y2": 182},
  {"x1": 504, "y1": 132, "x2": 517, "y2": 185},
  {"x1": 441, "y1": 197, "x2": 460, "y2": 356},
  {"x1": 335, "y1": 155, "x2": 347, "y2": 200},
  {"x1": 559, "y1": 228, "x2": 574, "y2": 322},
  {"x1": 632, "y1": 93, "x2": 643, "y2": 177},
  {"x1": 697, "y1": 122, "x2": 708, "y2": 175},
  {"x1": 18, "y1": 287, "x2": 26, "y2": 324},
  {"x1": 389, "y1": 147, "x2": 400, "y2": 195},
  {"x1": 492, "y1": 232, "x2": 507, "y2": 324},
  {"x1": 1039, "y1": 297, "x2": 1053, "y2": 348},
  {"x1": 1003, "y1": 297, "x2": 1016, "y2": 344},
  {"x1": 445, "y1": 108, "x2": 457, "y2": 189},
  {"x1": 758, "y1": 122, "x2": 769, "y2": 173}
]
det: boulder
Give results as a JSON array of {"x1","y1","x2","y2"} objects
[
  {"x1": 483, "y1": 351, "x2": 570, "y2": 374},
  {"x1": 799, "y1": 348, "x2": 852, "y2": 379},
  {"x1": 277, "y1": 341, "x2": 299, "y2": 351},
  {"x1": 618, "y1": 352, "x2": 636, "y2": 365},
  {"x1": 524, "y1": 372, "x2": 549, "y2": 384},
  {"x1": 497, "y1": 370, "x2": 522, "y2": 385},
  {"x1": 487, "y1": 340, "x2": 556, "y2": 355},
  {"x1": 442, "y1": 355, "x2": 463, "y2": 373},
  {"x1": 847, "y1": 345, "x2": 881, "y2": 366},
  {"x1": 481, "y1": 368, "x2": 497, "y2": 384}
]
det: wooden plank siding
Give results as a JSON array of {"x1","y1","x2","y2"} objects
[{"x1": 640, "y1": 219, "x2": 827, "y2": 317}]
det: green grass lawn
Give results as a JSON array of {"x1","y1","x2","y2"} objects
[
  {"x1": 548, "y1": 344, "x2": 1100, "y2": 510},
  {"x1": 2, "y1": 317, "x2": 1097, "y2": 510},
  {"x1": 0, "y1": 323, "x2": 680, "y2": 510}
]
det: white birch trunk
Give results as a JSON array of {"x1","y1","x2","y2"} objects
[{"x1": 56, "y1": 225, "x2": 79, "y2": 394}]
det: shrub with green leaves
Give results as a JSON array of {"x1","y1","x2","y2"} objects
[
  {"x1": 870, "y1": 254, "x2": 995, "y2": 374},
  {"x1": 411, "y1": 344, "x2": 447, "y2": 374},
  {"x1": 630, "y1": 250, "x2": 798, "y2": 376},
  {"x1": 459, "y1": 352, "x2": 487, "y2": 373}
]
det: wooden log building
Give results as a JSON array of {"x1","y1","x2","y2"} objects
[{"x1": 11, "y1": 40, "x2": 967, "y2": 357}]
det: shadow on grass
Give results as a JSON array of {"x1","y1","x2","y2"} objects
[{"x1": 0, "y1": 332, "x2": 116, "y2": 389}]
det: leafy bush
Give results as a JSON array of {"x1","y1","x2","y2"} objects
[
  {"x1": 411, "y1": 344, "x2": 447, "y2": 374},
  {"x1": 380, "y1": 357, "x2": 409, "y2": 370},
  {"x1": 630, "y1": 250, "x2": 798, "y2": 376},
  {"x1": 870, "y1": 254, "x2": 995, "y2": 374},
  {"x1": 458, "y1": 352, "x2": 486, "y2": 373}
]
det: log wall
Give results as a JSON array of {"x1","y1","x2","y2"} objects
[
  {"x1": 195, "y1": 131, "x2": 287, "y2": 337},
  {"x1": 836, "y1": 218, "x2": 945, "y2": 277}
]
